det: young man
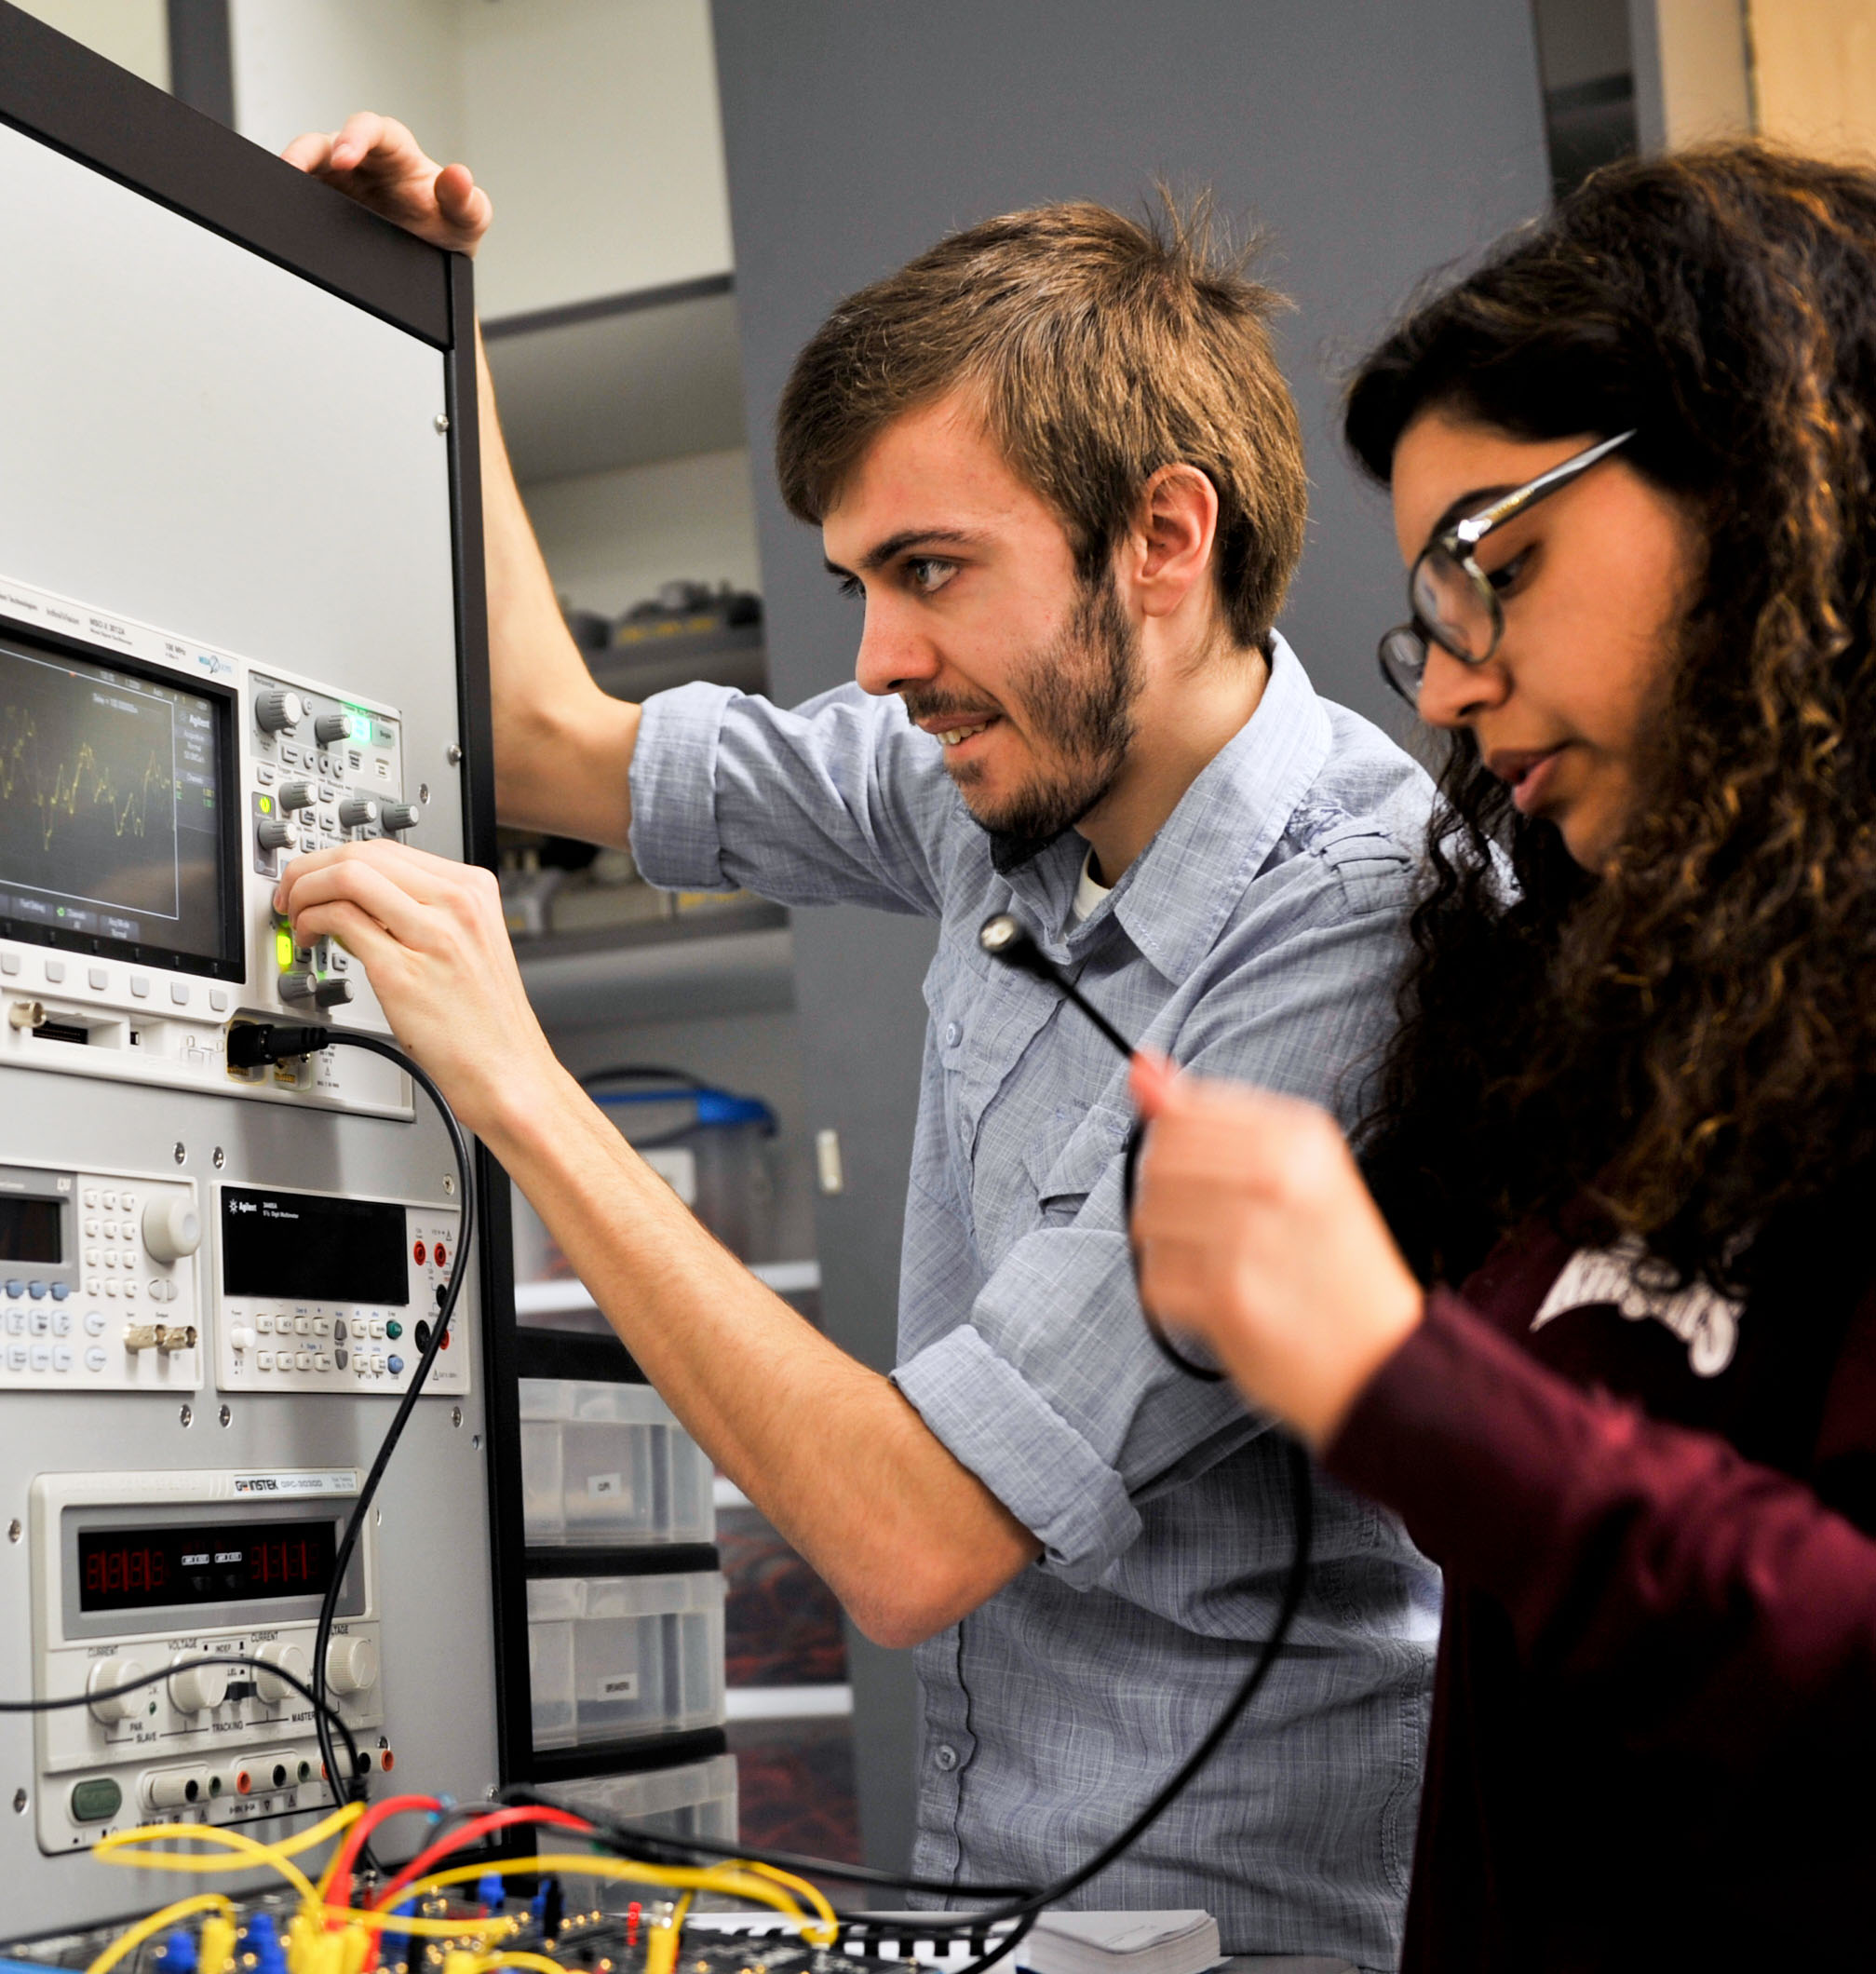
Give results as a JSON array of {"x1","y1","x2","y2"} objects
[{"x1": 282, "y1": 117, "x2": 1437, "y2": 1969}]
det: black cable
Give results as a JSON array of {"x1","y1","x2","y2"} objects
[
  {"x1": 0, "y1": 1651, "x2": 362, "y2": 1786},
  {"x1": 226, "y1": 1022, "x2": 476, "y2": 1857},
  {"x1": 977, "y1": 913, "x2": 1221, "y2": 1381}
]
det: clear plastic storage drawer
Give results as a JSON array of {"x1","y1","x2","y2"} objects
[
  {"x1": 520, "y1": 1377, "x2": 716, "y2": 1547},
  {"x1": 528, "y1": 1569, "x2": 726, "y2": 1750},
  {"x1": 540, "y1": 1751, "x2": 738, "y2": 1845}
]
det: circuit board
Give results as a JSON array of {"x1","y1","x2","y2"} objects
[{"x1": 0, "y1": 1886, "x2": 1013, "y2": 1974}]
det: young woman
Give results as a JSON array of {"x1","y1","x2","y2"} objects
[{"x1": 1128, "y1": 143, "x2": 1876, "y2": 1968}]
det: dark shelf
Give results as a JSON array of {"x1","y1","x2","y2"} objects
[
  {"x1": 525, "y1": 1544, "x2": 721, "y2": 1578},
  {"x1": 524, "y1": 1725, "x2": 730, "y2": 1785},
  {"x1": 513, "y1": 1326, "x2": 646, "y2": 1384}
]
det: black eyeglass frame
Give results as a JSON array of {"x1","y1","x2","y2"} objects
[{"x1": 1377, "y1": 428, "x2": 1638, "y2": 707}]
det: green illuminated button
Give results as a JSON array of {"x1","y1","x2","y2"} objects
[
  {"x1": 70, "y1": 1776, "x2": 121, "y2": 1823},
  {"x1": 385, "y1": 1320, "x2": 403, "y2": 1340}
]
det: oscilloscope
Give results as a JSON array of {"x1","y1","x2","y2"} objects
[
  {"x1": 0, "y1": 572, "x2": 418, "y2": 1119},
  {"x1": 0, "y1": 5, "x2": 510, "y2": 1932}
]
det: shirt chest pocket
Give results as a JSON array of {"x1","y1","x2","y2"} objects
[{"x1": 1021, "y1": 1101, "x2": 1132, "y2": 1227}]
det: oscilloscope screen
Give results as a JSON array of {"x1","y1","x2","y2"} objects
[{"x1": 0, "y1": 625, "x2": 240, "y2": 977}]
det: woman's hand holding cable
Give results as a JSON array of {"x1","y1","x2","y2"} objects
[
  {"x1": 275, "y1": 840, "x2": 564, "y2": 1141},
  {"x1": 1127, "y1": 1056, "x2": 1424, "y2": 1449}
]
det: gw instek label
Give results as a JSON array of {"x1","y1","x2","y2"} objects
[{"x1": 232, "y1": 1472, "x2": 356, "y2": 1495}]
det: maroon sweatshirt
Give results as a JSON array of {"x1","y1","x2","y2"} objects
[{"x1": 1325, "y1": 1201, "x2": 1876, "y2": 1970}]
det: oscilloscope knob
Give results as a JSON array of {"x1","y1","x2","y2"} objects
[
  {"x1": 88, "y1": 1656, "x2": 151, "y2": 1724},
  {"x1": 324, "y1": 1635, "x2": 379, "y2": 1697},
  {"x1": 142, "y1": 1195, "x2": 201, "y2": 1265},
  {"x1": 380, "y1": 803, "x2": 420, "y2": 834},
  {"x1": 253, "y1": 1642, "x2": 310, "y2": 1706},
  {"x1": 256, "y1": 816, "x2": 293, "y2": 852},
  {"x1": 254, "y1": 690, "x2": 305, "y2": 735},
  {"x1": 277, "y1": 780, "x2": 316, "y2": 814},
  {"x1": 314, "y1": 711, "x2": 354, "y2": 744},
  {"x1": 278, "y1": 971, "x2": 318, "y2": 1004},
  {"x1": 313, "y1": 978, "x2": 353, "y2": 1008},
  {"x1": 337, "y1": 796, "x2": 379, "y2": 830}
]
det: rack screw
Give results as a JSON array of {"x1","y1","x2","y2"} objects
[
  {"x1": 12, "y1": 1790, "x2": 25, "y2": 1814},
  {"x1": 451, "y1": 1407, "x2": 463, "y2": 1429},
  {"x1": 179, "y1": 1404, "x2": 194, "y2": 1428},
  {"x1": 434, "y1": 413, "x2": 450, "y2": 433},
  {"x1": 7, "y1": 1521, "x2": 20, "y2": 1544},
  {"x1": 445, "y1": 744, "x2": 463, "y2": 766},
  {"x1": 213, "y1": 1146, "x2": 226, "y2": 1170},
  {"x1": 173, "y1": 1142, "x2": 186, "y2": 1166},
  {"x1": 219, "y1": 1405, "x2": 232, "y2": 1428}
]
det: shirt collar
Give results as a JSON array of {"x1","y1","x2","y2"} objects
[{"x1": 1005, "y1": 635, "x2": 1331, "y2": 982}]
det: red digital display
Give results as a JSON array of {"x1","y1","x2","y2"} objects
[{"x1": 76, "y1": 1518, "x2": 338, "y2": 1613}]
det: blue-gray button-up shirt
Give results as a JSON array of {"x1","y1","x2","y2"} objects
[{"x1": 630, "y1": 638, "x2": 1439, "y2": 1971}]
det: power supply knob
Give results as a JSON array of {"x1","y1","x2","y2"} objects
[
  {"x1": 314, "y1": 711, "x2": 354, "y2": 745},
  {"x1": 142, "y1": 1195, "x2": 201, "y2": 1264},
  {"x1": 253, "y1": 1642, "x2": 310, "y2": 1706},
  {"x1": 256, "y1": 816, "x2": 294, "y2": 852},
  {"x1": 380, "y1": 803, "x2": 419, "y2": 834},
  {"x1": 278, "y1": 971, "x2": 317, "y2": 1004},
  {"x1": 277, "y1": 780, "x2": 316, "y2": 814},
  {"x1": 337, "y1": 796, "x2": 379, "y2": 830},
  {"x1": 254, "y1": 691, "x2": 305, "y2": 735},
  {"x1": 324, "y1": 1635, "x2": 379, "y2": 1697},
  {"x1": 88, "y1": 1656, "x2": 150, "y2": 1724},
  {"x1": 313, "y1": 978, "x2": 353, "y2": 1008},
  {"x1": 169, "y1": 1656, "x2": 229, "y2": 1715}
]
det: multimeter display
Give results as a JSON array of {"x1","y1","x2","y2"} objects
[{"x1": 76, "y1": 1517, "x2": 338, "y2": 1613}]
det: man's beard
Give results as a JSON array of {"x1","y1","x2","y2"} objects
[{"x1": 904, "y1": 573, "x2": 1142, "y2": 874}]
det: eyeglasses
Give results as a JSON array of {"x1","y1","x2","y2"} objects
[{"x1": 1377, "y1": 429, "x2": 1637, "y2": 707}]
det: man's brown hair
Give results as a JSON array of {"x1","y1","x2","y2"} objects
[{"x1": 775, "y1": 197, "x2": 1307, "y2": 650}]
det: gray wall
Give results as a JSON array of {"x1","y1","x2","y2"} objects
[{"x1": 711, "y1": 0, "x2": 1551, "y2": 1874}]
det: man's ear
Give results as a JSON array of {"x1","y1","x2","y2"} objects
[{"x1": 1125, "y1": 464, "x2": 1221, "y2": 622}]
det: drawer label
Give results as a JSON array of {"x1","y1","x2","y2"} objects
[
  {"x1": 599, "y1": 1673, "x2": 640, "y2": 1698},
  {"x1": 588, "y1": 1473, "x2": 623, "y2": 1498}
]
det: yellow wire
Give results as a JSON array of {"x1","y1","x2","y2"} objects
[
  {"x1": 84, "y1": 1893, "x2": 234, "y2": 1974},
  {"x1": 475, "y1": 1956, "x2": 567, "y2": 1974},
  {"x1": 388, "y1": 1856, "x2": 839, "y2": 1947},
  {"x1": 91, "y1": 1820, "x2": 319, "y2": 1902},
  {"x1": 316, "y1": 1907, "x2": 516, "y2": 1941},
  {"x1": 642, "y1": 1890, "x2": 695, "y2": 1974}
]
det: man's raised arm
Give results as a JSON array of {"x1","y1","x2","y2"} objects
[{"x1": 282, "y1": 115, "x2": 640, "y2": 847}]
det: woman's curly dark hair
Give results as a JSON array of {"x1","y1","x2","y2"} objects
[{"x1": 1346, "y1": 142, "x2": 1876, "y2": 1294}]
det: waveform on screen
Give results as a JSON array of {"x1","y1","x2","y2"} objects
[{"x1": 0, "y1": 704, "x2": 173, "y2": 852}]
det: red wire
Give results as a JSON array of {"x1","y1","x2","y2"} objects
[
  {"x1": 325, "y1": 1794, "x2": 446, "y2": 1917},
  {"x1": 370, "y1": 1804, "x2": 595, "y2": 1913}
]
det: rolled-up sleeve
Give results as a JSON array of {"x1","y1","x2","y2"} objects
[{"x1": 629, "y1": 680, "x2": 951, "y2": 915}]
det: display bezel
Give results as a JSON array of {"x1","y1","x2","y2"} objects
[
  {"x1": 61, "y1": 1499, "x2": 366, "y2": 1641},
  {"x1": 0, "y1": 612, "x2": 244, "y2": 980}
]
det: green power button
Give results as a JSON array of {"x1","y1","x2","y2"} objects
[{"x1": 70, "y1": 1776, "x2": 122, "y2": 1823}]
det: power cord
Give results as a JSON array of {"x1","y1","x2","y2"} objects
[{"x1": 225, "y1": 1022, "x2": 476, "y2": 1860}]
